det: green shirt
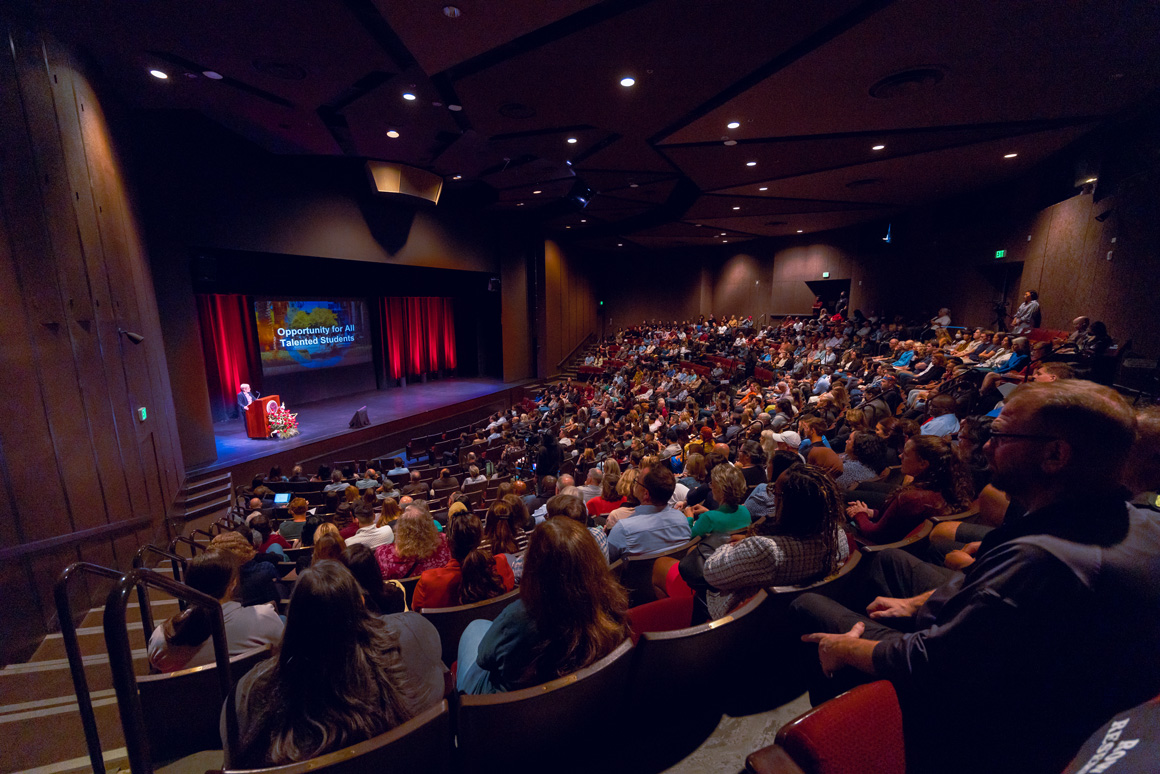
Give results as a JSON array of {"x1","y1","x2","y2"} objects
[{"x1": 689, "y1": 504, "x2": 751, "y2": 538}]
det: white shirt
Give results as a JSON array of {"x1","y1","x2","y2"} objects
[{"x1": 345, "y1": 524, "x2": 395, "y2": 549}]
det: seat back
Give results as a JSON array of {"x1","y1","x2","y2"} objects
[
  {"x1": 629, "y1": 591, "x2": 770, "y2": 715},
  {"x1": 222, "y1": 699, "x2": 453, "y2": 774},
  {"x1": 137, "y1": 646, "x2": 272, "y2": 764},
  {"x1": 456, "y1": 640, "x2": 635, "y2": 774},
  {"x1": 772, "y1": 681, "x2": 905, "y2": 774},
  {"x1": 421, "y1": 588, "x2": 521, "y2": 666},
  {"x1": 620, "y1": 537, "x2": 700, "y2": 607},
  {"x1": 627, "y1": 595, "x2": 694, "y2": 637}
]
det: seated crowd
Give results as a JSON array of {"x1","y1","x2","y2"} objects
[{"x1": 147, "y1": 306, "x2": 1157, "y2": 773}]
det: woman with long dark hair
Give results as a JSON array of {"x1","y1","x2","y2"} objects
[
  {"x1": 703, "y1": 464, "x2": 850, "y2": 619},
  {"x1": 457, "y1": 518, "x2": 630, "y2": 694},
  {"x1": 847, "y1": 435, "x2": 972, "y2": 544},
  {"x1": 224, "y1": 561, "x2": 420, "y2": 768},
  {"x1": 412, "y1": 512, "x2": 514, "y2": 610},
  {"x1": 481, "y1": 499, "x2": 525, "y2": 555},
  {"x1": 147, "y1": 550, "x2": 283, "y2": 673}
]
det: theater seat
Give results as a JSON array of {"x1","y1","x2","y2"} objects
[
  {"x1": 746, "y1": 681, "x2": 905, "y2": 774},
  {"x1": 627, "y1": 595, "x2": 694, "y2": 637},
  {"x1": 219, "y1": 699, "x2": 453, "y2": 774}
]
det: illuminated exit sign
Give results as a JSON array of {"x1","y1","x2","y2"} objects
[{"x1": 995, "y1": 249, "x2": 1007, "y2": 259}]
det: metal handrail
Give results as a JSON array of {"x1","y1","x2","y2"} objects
[
  {"x1": 54, "y1": 562, "x2": 126, "y2": 774},
  {"x1": 104, "y1": 568, "x2": 234, "y2": 774},
  {"x1": 132, "y1": 545, "x2": 189, "y2": 632},
  {"x1": 169, "y1": 534, "x2": 208, "y2": 559}
]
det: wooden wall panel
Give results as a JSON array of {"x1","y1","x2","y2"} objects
[{"x1": 0, "y1": 22, "x2": 183, "y2": 664}]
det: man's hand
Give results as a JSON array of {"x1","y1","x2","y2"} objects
[
  {"x1": 866, "y1": 590, "x2": 934, "y2": 620},
  {"x1": 801, "y1": 622, "x2": 866, "y2": 678}
]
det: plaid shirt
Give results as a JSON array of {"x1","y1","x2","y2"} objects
[{"x1": 703, "y1": 531, "x2": 850, "y2": 619}]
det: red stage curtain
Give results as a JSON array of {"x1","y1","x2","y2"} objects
[
  {"x1": 196, "y1": 294, "x2": 260, "y2": 420},
  {"x1": 378, "y1": 297, "x2": 456, "y2": 379}
]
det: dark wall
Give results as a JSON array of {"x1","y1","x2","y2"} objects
[
  {"x1": 0, "y1": 23, "x2": 183, "y2": 663},
  {"x1": 542, "y1": 241, "x2": 598, "y2": 375}
]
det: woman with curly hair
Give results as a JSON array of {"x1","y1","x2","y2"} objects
[
  {"x1": 374, "y1": 502, "x2": 451, "y2": 580},
  {"x1": 703, "y1": 464, "x2": 850, "y2": 619},
  {"x1": 224, "y1": 561, "x2": 421, "y2": 768},
  {"x1": 847, "y1": 435, "x2": 972, "y2": 544},
  {"x1": 457, "y1": 518, "x2": 630, "y2": 694}
]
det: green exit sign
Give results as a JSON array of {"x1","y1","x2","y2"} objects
[
  {"x1": 822, "y1": 271, "x2": 830, "y2": 278},
  {"x1": 995, "y1": 249, "x2": 1007, "y2": 259},
  {"x1": 137, "y1": 407, "x2": 147, "y2": 422}
]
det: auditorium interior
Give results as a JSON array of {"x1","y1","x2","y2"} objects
[{"x1": 2, "y1": 0, "x2": 1160, "y2": 772}]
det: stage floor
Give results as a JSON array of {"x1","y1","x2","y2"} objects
[{"x1": 200, "y1": 377, "x2": 512, "y2": 472}]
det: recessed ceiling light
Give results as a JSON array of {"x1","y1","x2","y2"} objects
[
  {"x1": 720, "y1": 232, "x2": 727, "y2": 236},
  {"x1": 617, "y1": 243, "x2": 624, "y2": 247},
  {"x1": 149, "y1": 69, "x2": 168, "y2": 79},
  {"x1": 452, "y1": 175, "x2": 462, "y2": 180},
  {"x1": 580, "y1": 219, "x2": 587, "y2": 223},
  {"x1": 746, "y1": 161, "x2": 757, "y2": 167},
  {"x1": 566, "y1": 226, "x2": 571, "y2": 229},
  {"x1": 629, "y1": 183, "x2": 639, "y2": 188},
  {"x1": 723, "y1": 140, "x2": 737, "y2": 146},
  {"x1": 732, "y1": 206, "x2": 741, "y2": 210},
  {"x1": 797, "y1": 229, "x2": 803, "y2": 233},
  {"x1": 1004, "y1": 153, "x2": 1018, "y2": 159},
  {"x1": 448, "y1": 104, "x2": 462, "y2": 111},
  {"x1": 386, "y1": 130, "x2": 400, "y2": 138},
  {"x1": 620, "y1": 76, "x2": 635, "y2": 87},
  {"x1": 727, "y1": 121, "x2": 740, "y2": 129},
  {"x1": 567, "y1": 137, "x2": 577, "y2": 144},
  {"x1": 443, "y1": 6, "x2": 461, "y2": 18},
  {"x1": 533, "y1": 190, "x2": 542, "y2": 195},
  {"x1": 722, "y1": 240, "x2": 728, "y2": 243},
  {"x1": 872, "y1": 144, "x2": 885, "y2": 151},
  {"x1": 759, "y1": 187, "x2": 768, "y2": 191},
  {"x1": 202, "y1": 71, "x2": 223, "y2": 80},
  {"x1": 403, "y1": 93, "x2": 417, "y2": 101},
  {"x1": 517, "y1": 203, "x2": 524, "y2": 206}
]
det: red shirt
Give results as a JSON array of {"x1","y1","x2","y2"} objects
[
  {"x1": 257, "y1": 534, "x2": 290, "y2": 554},
  {"x1": 411, "y1": 555, "x2": 515, "y2": 611},
  {"x1": 587, "y1": 495, "x2": 626, "y2": 518}
]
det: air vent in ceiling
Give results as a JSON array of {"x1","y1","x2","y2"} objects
[
  {"x1": 252, "y1": 59, "x2": 308, "y2": 80},
  {"x1": 868, "y1": 67, "x2": 944, "y2": 99},
  {"x1": 499, "y1": 102, "x2": 536, "y2": 119}
]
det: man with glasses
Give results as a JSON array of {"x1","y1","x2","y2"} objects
[{"x1": 793, "y1": 380, "x2": 1160, "y2": 774}]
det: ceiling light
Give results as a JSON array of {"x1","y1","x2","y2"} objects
[
  {"x1": 1084, "y1": 177, "x2": 1098, "y2": 183},
  {"x1": 722, "y1": 240, "x2": 728, "y2": 243},
  {"x1": 386, "y1": 130, "x2": 400, "y2": 138},
  {"x1": 732, "y1": 206, "x2": 741, "y2": 210},
  {"x1": 723, "y1": 140, "x2": 737, "y2": 146},
  {"x1": 618, "y1": 243, "x2": 624, "y2": 247},
  {"x1": 566, "y1": 226, "x2": 571, "y2": 229},
  {"x1": 620, "y1": 76, "x2": 635, "y2": 87},
  {"x1": 1004, "y1": 153, "x2": 1018, "y2": 159},
  {"x1": 443, "y1": 6, "x2": 461, "y2": 17},
  {"x1": 448, "y1": 104, "x2": 462, "y2": 111},
  {"x1": 567, "y1": 137, "x2": 577, "y2": 144},
  {"x1": 720, "y1": 232, "x2": 727, "y2": 236},
  {"x1": 727, "y1": 121, "x2": 741, "y2": 129},
  {"x1": 872, "y1": 144, "x2": 885, "y2": 151},
  {"x1": 452, "y1": 175, "x2": 462, "y2": 180},
  {"x1": 759, "y1": 187, "x2": 768, "y2": 191},
  {"x1": 403, "y1": 92, "x2": 417, "y2": 101},
  {"x1": 517, "y1": 203, "x2": 524, "y2": 206},
  {"x1": 202, "y1": 71, "x2": 223, "y2": 80},
  {"x1": 580, "y1": 219, "x2": 587, "y2": 223},
  {"x1": 797, "y1": 229, "x2": 803, "y2": 233},
  {"x1": 746, "y1": 161, "x2": 757, "y2": 167},
  {"x1": 629, "y1": 183, "x2": 639, "y2": 188},
  {"x1": 533, "y1": 190, "x2": 542, "y2": 195},
  {"x1": 149, "y1": 69, "x2": 168, "y2": 79}
]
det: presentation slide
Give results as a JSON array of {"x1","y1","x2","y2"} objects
[{"x1": 254, "y1": 297, "x2": 373, "y2": 377}]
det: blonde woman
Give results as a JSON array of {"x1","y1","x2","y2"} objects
[{"x1": 374, "y1": 502, "x2": 450, "y2": 580}]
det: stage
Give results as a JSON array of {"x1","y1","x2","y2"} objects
[{"x1": 189, "y1": 377, "x2": 531, "y2": 482}]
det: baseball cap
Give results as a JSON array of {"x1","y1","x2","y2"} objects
[{"x1": 771, "y1": 430, "x2": 802, "y2": 449}]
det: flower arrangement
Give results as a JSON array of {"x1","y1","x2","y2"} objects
[{"x1": 268, "y1": 405, "x2": 300, "y2": 439}]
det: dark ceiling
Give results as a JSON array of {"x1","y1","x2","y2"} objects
[{"x1": 37, "y1": 0, "x2": 1160, "y2": 249}]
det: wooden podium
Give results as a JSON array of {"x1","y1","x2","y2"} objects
[{"x1": 244, "y1": 395, "x2": 281, "y2": 439}]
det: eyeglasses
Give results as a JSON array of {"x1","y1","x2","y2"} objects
[{"x1": 989, "y1": 431, "x2": 1059, "y2": 444}]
